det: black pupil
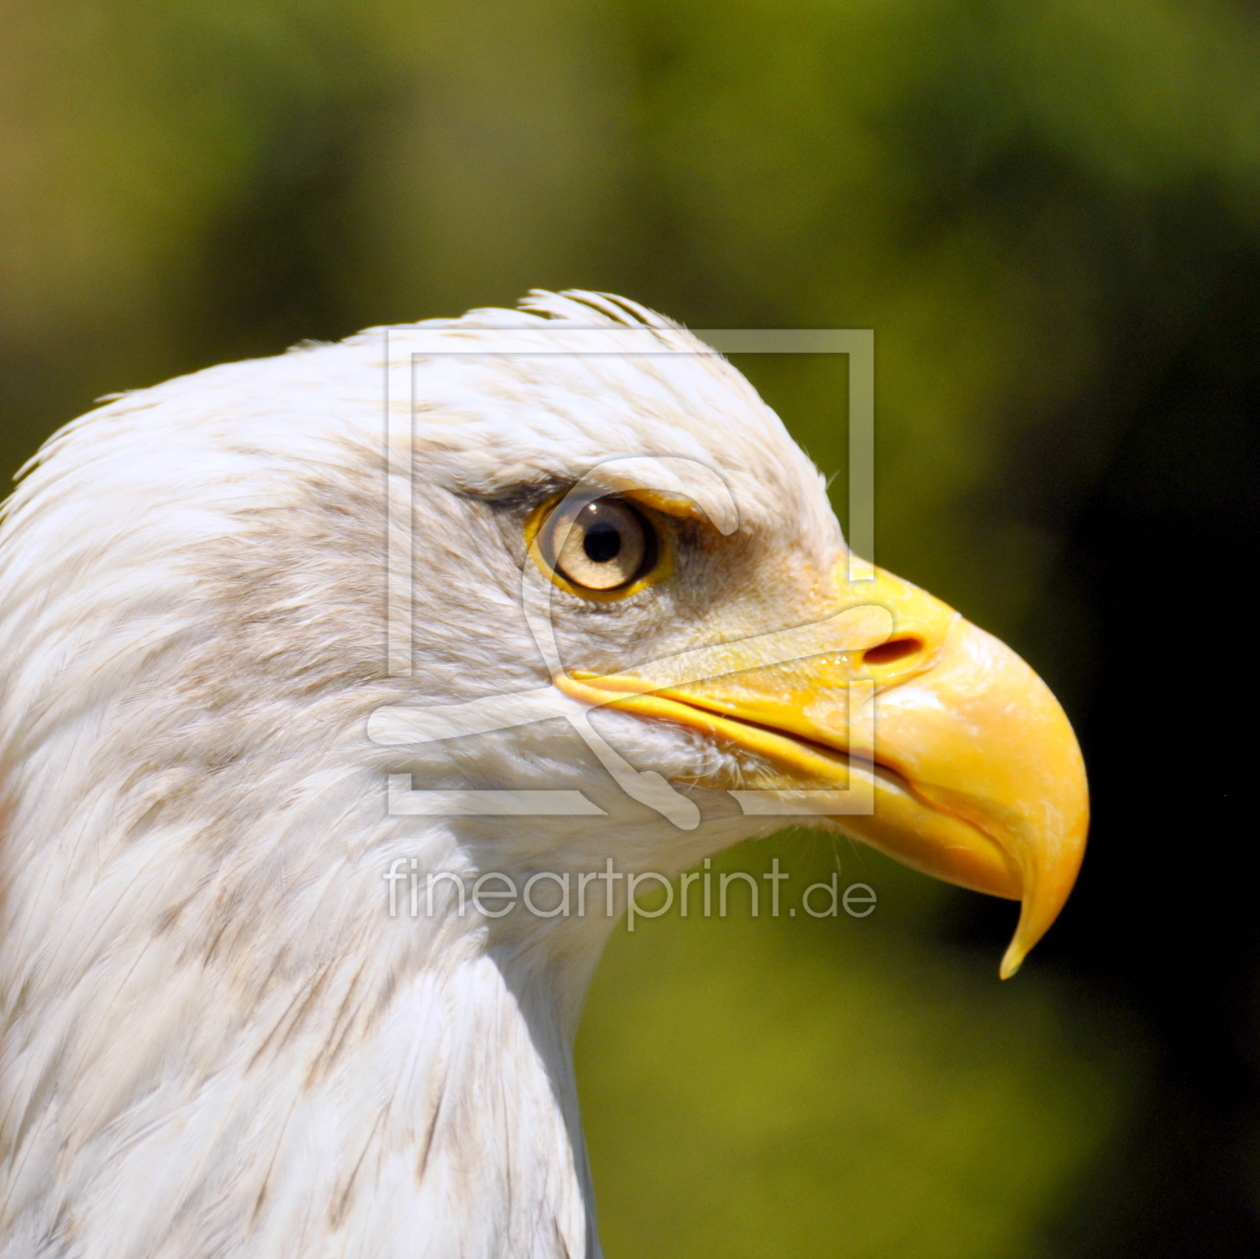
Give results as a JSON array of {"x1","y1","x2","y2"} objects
[{"x1": 583, "y1": 521, "x2": 622, "y2": 564}]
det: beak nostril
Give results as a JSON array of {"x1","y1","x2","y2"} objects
[{"x1": 863, "y1": 636, "x2": 923, "y2": 667}]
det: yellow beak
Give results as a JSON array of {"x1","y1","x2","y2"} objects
[{"x1": 556, "y1": 565, "x2": 1088, "y2": 978}]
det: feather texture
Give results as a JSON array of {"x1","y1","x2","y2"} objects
[{"x1": 0, "y1": 292, "x2": 840, "y2": 1257}]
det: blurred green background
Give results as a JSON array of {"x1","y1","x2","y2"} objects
[{"x1": 3, "y1": 2, "x2": 1258, "y2": 1254}]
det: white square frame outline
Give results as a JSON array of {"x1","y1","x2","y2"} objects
[{"x1": 376, "y1": 326, "x2": 876, "y2": 822}]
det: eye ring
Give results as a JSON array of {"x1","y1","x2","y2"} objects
[{"x1": 528, "y1": 495, "x2": 666, "y2": 598}]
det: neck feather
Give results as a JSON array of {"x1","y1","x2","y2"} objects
[{"x1": 0, "y1": 776, "x2": 608, "y2": 1259}]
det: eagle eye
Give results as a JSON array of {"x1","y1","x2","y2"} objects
[{"x1": 540, "y1": 498, "x2": 657, "y2": 592}]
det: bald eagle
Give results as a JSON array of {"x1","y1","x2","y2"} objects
[{"x1": 0, "y1": 292, "x2": 1086, "y2": 1258}]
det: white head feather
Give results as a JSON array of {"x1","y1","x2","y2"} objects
[{"x1": 0, "y1": 292, "x2": 844, "y2": 1258}]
